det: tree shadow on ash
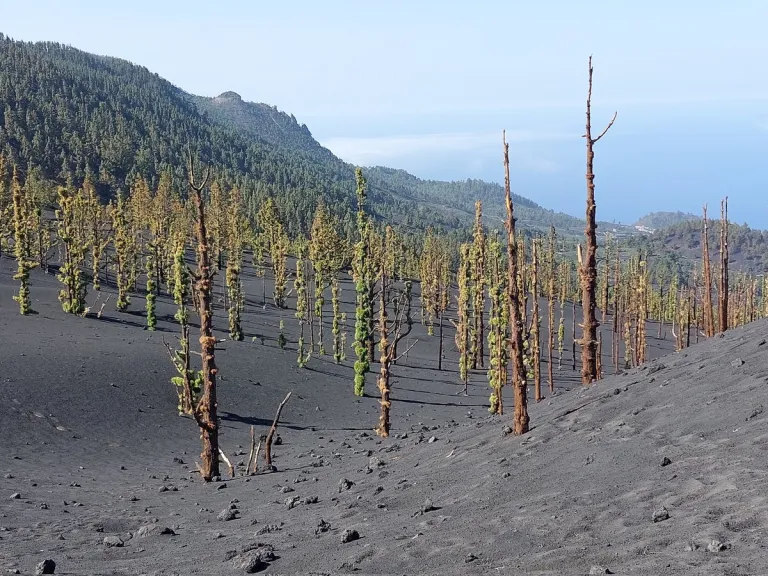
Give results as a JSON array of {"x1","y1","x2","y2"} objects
[
  {"x1": 219, "y1": 411, "x2": 306, "y2": 431},
  {"x1": 94, "y1": 314, "x2": 175, "y2": 333}
]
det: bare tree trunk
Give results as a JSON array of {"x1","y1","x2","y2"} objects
[
  {"x1": 702, "y1": 205, "x2": 714, "y2": 337},
  {"x1": 719, "y1": 197, "x2": 729, "y2": 332},
  {"x1": 580, "y1": 56, "x2": 616, "y2": 385},
  {"x1": 438, "y1": 308, "x2": 444, "y2": 371},
  {"x1": 264, "y1": 391, "x2": 292, "y2": 469},
  {"x1": 571, "y1": 300, "x2": 577, "y2": 371},
  {"x1": 532, "y1": 239, "x2": 541, "y2": 401},
  {"x1": 187, "y1": 153, "x2": 219, "y2": 482},
  {"x1": 503, "y1": 132, "x2": 529, "y2": 436}
]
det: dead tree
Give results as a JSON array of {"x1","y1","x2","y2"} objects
[
  {"x1": 186, "y1": 151, "x2": 220, "y2": 482},
  {"x1": 503, "y1": 131, "x2": 529, "y2": 436},
  {"x1": 702, "y1": 204, "x2": 715, "y2": 337},
  {"x1": 580, "y1": 55, "x2": 617, "y2": 385},
  {"x1": 264, "y1": 391, "x2": 292, "y2": 469},
  {"x1": 719, "y1": 197, "x2": 729, "y2": 332},
  {"x1": 375, "y1": 232, "x2": 414, "y2": 437},
  {"x1": 531, "y1": 238, "x2": 542, "y2": 401}
]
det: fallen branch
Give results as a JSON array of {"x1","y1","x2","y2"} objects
[
  {"x1": 264, "y1": 391, "x2": 292, "y2": 469},
  {"x1": 245, "y1": 425, "x2": 261, "y2": 475},
  {"x1": 218, "y1": 448, "x2": 235, "y2": 478},
  {"x1": 252, "y1": 440, "x2": 262, "y2": 474},
  {"x1": 394, "y1": 338, "x2": 419, "y2": 362}
]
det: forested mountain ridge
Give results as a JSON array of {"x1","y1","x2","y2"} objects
[{"x1": 0, "y1": 33, "x2": 622, "y2": 243}]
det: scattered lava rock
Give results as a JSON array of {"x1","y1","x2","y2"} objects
[
  {"x1": 660, "y1": 457, "x2": 672, "y2": 467},
  {"x1": 652, "y1": 507, "x2": 670, "y2": 523},
  {"x1": 731, "y1": 358, "x2": 744, "y2": 368},
  {"x1": 707, "y1": 540, "x2": 731, "y2": 553},
  {"x1": 341, "y1": 528, "x2": 360, "y2": 544},
  {"x1": 218, "y1": 508, "x2": 239, "y2": 522},
  {"x1": 746, "y1": 405, "x2": 764, "y2": 421},
  {"x1": 135, "y1": 525, "x2": 175, "y2": 537},
  {"x1": 589, "y1": 566, "x2": 613, "y2": 575},
  {"x1": 103, "y1": 536, "x2": 124, "y2": 548},
  {"x1": 35, "y1": 560, "x2": 56, "y2": 575},
  {"x1": 338, "y1": 478, "x2": 355, "y2": 493},
  {"x1": 315, "y1": 519, "x2": 331, "y2": 535}
]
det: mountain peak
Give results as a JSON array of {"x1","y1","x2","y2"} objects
[{"x1": 214, "y1": 91, "x2": 242, "y2": 102}]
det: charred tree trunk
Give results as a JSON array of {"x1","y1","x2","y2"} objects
[
  {"x1": 702, "y1": 205, "x2": 715, "y2": 337},
  {"x1": 503, "y1": 132, "x2": 529, "y2": 436},
  {"x1": 580, "y1": 56, "x2": 617, "y2": 385},
  {"x1": 532, "y1": 239, "x2": 542, "y2": 401},
  {"x1": 187, "y1": 153, "x2": 219, "y2": 482},
  {"x1": 718, "y1": 197, "x2": 729, "y2": 332}
]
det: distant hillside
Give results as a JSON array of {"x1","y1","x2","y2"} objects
[
  {"x1": 625, "y1": 219, "x2": 768, "y2": 277},
  {"x1": 634, "y1": 211, "x2": 700, "y2": 231}
]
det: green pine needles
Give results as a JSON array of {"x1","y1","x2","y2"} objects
[
  {"x1": 352, "y1": 168, "x2": 373, "y2": 396},
  {"x1": 486, "y1": 234, "x2": 507, "y2": 414},
  {"x1": 11, "y1": 168, "x2": 35, "y2": 315},
  {"x1": 111, "y1": 192, "x2": 132, "y2": 312},
  {"x1": 56, "y1": 186, "x2": 88, "y2": 315},
  {"x1": 294, "y1": 241, "x2": 309, "y2": 367},
  {"x1": 145, "y1": 245, "x2": 157, "y2": 330}
]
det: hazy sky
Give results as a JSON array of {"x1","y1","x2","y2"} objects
[{"x1": 4, "y1": 1, "x2": 768, "y2": 226}]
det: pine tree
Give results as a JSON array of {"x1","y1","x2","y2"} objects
[
  {"x1": 145, "y1": 246, "x2": 157, "y2": 330},
  {"x1": 546, "y1": 226, "x2": 557, "y2": 392},
  {"x1": 503, "y1": 131, "x2": 529, "y2": 435},
  {"x1": 56, "y1": 185, "x2": 89, "y2": 315},
  {"x1": 374, "y1": 226, "x2": 413, "y2": 437},
  {"x1": 82, "y1": 172, "x2": 107, "y2": 291},
  {"x1": 718, "y1": 197, "x2": 729, "y2": 332},
  {"x1": 309, "y1": 202, "x2": 348, "y2": 355},
  {"x1": 456, "y1": 243, "x2": 472, "y2": 395},
  {"x1": 580, "y1": 56, "x2": 616, "y2": 385},
  {"x1": 11, "y1": 167, "x2": 36, "y2": 314},
  {"x1": 531, "y1": 237, "x2": 542, "y2": 401},
  {"x1": 294, "y1": 239, "x2": 309, "y2": 367},
  {"x1": 332, "y1": 276, "x2": 343, "y2": 363},
  {"x1": 352, "y1": 168, "x2": 375, "y2": 396},
  {"x1": 471, "y1": 200, "x2": 486, "y2": 369},
  {"x1": 486, "y1": 232, "x2": 507, "y2": 414},
  {"x1": 185, "y1": 153, "x2": 219, "y2": 482},
  {"x1": 169, "y1": 233, "x2": 200, "y2": 415},
  {"x1": 110, "y1": 192, "x2": 133, "y2": 311},
  {"x1": 225, "y1": 187, "x2": 246, "y2": 341},
  {"x1": 256, "y1": 198, "x2": 288, "y2": 308}
]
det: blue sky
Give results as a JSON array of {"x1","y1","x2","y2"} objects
[{"x1": 4, "y1": 1, "x2": 768, "y2": 227}]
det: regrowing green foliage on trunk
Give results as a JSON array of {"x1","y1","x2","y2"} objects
[
  {"x1": 56, "y1": 185, "x2": 89, "y2": 315},
  {"x1": 145, "y1": 245, "x2": 157, "y2": 330},
  {"x1": 168, "y1": 233, "x2": 200, "y2": 415},
  {"x1": 294, "y1": 240, "x2": 309, "y2": 367},
  {"x1": 332, "y1": 276, "x2": 343, "y2": 363},
  {"x1": 309, "y1": 201, "x2": 349, "y2": 356},
  {"x1": 256, "y1": 198, "x2": 289, "y2": 308},
  {"x1": 352, "y1": 168, "x2": 374, "y2": 396},
  {"x1": 110, "y1": 192, "x2": 133, "y2": 311},
  {"x1": 11, "y1": 167, "x2": 36, "y2": 315},
  {"x1": 226, "y1": 187, "x2": 246, "y2": 341},
  {"x1": 278, "y1": 319, "x2": 287, "y2": 350},
  {"x1": 456, "y1": 243, "x2": 472, "y2": 392},
  {"x1": 486, "y1": 233, "x2": 507, "y2": 414}
]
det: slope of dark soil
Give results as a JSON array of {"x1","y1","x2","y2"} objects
[{"x1": 3, "y1": 256, "x2": 762, "y2": 575}]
